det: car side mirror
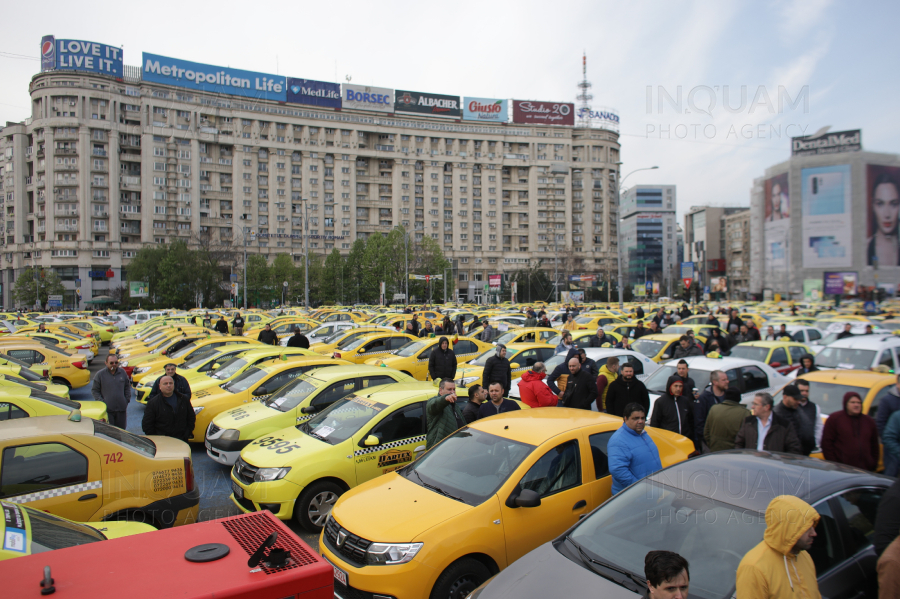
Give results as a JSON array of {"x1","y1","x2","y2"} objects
[
  {"x1": 252, "y1": 386, "x2": 269, "y2": 396},
  {"x1": 364, "y1": 435, "x2": 380, "y2": 447},
  {"x1": 358, "y1": 348, "x2": 366, "y2": 353},
  {"x1": 510, "y1": 362, "x2": 520, "y2": 369},
  {"x1": 770, "y1": 362, "x2": 781, "y2": 368},
  {"x1": 661, "y1": 353, "x2": 670, "y2": 360},
  {"x1": 210, "y1": 363, "x2": 220, "y2": 370},
  {"x1": 515, "y1": 489, "x2": 542, "y2": 508},
  {"x1": 300, "y1": 406, "x2": 317, "y2": 414}
]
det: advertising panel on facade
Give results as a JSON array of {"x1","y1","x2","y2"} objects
[
  {"x1": 792, "y1": 129, "x2": 862, "y2": 157},
  {"x1": 342, "y1": 84, "x2": 394, "y2": 113},
  {"x1": 40, "y1": 36, "x2": 123, "y2": 77},
  {"x1": 803, "y1": 279, "x2": 823, "y2": 300},
  {"x1": 142, "y1": 53, "x2": 285, "y2": 101},
  {"x1": 763, "y1": 172, "x2": 790, "y2": 272},
  {"x1": 823, "y1": 272, "x2": 857, "y2": 296},
  {"x1": 286, "y1": 78, "x2": 341, "y2": 109},
  {"x1": 512, "y1": 100, "x2": 574, "y2": 126},
  {"x1": 576, "y1": 107, "x2": 620, "y2": 128},
  {"x1": 394, "y1": 90, "x2": 461, "y2": 118},
  {"x1": 462, "y1": 97, "x2": 508, "y2": 122},
  {"x1": 488, "y1": 274, "x2": 502, "y2": 291},
  {"x1": 129, "y1": 281, "x2": 149, "y2": 298},
  {"x1": 801, "y1": 164, "x2": 852, "y2": 268},
  {"x1": 866, "y1": 164, "x2": 900, "y2": 268}
]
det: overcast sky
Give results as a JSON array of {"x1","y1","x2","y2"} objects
[{"x1": 1, "y1": 0, "x2": 897, "y2": 225}]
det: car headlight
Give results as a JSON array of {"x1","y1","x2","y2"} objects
[
  {"x1": 133, "y1": 367, "x2": 150, "y2": 374},
  {"x1": 365, "y1": 542, "x2": 423, "y2": 566},
  {"x1": 119, "y1": 361, "x2": 129, "y2": 367},
  {"x1": 254, "y1": 467, "x2": 291, "y2": 482},
  {"x1": 220, "y1": 429, "x2": 240, "y2": 441},
  {"x1": 455, "y1": 376, "x2": 479, "y2": 386},
  {"x1": 193, "y1": 406, "x2": 205, "y2": 415}
]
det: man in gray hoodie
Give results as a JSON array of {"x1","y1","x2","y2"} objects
[{"x1": 91, "y1": 353, "x2": 132, "y2": 429}]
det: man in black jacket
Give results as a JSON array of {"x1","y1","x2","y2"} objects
[
  {"x1": 214, "y1": 315, "x2": 229, "y2": 334},
  {"x1": 773, "y1": 384, "x2": 816, "y2": 456},
  {"x1": 482, "y1": 344, "x2": 512, "y2": 396},
  {"x1": 462, "y1": 384, "x2": 486, "y2": 424},
  {"x1": 286, "y1": 327, "x2": 310, "y2": 348},
  {"x1": 142, "y1": 375, "x2": 196, "y2": 442},
  {"x1": 257, "y1": 323, "x2": 278, "y2": 345},
  {"x1": 650, "y1": 376, "x2": 694, "y2": 440},
  {"x1": 560, "y1": 357, "x2": 597, "y2": 410},
  {"x1": 577, "y1": 348, "x2": 599, "y2": 379},
  {"x1": 231, "y1": 312, "x2": 245, "y2": 336},
  {"x1": 587, "y1": 327, "x2": 613, "y2": 348},
  {"x1": 836, "y1": 323, "x2": 855, "y2": 339},
  {"x1": 148, "y1": 363, "x2": 192, "y2": 399},
  {"x1": 547, "y1": 348, "x2": 580, "y2": 396},
  {"x1": 605, "y1": 363, "x2": 650, "y2": 417},
  {"x1": 428, "y1": 336, "x2": 458, "y2": 381}
]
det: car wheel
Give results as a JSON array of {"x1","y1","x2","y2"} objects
[
  {"x1": 52, "y1": 377, "x2": 72, "y2": 388},
  {"x1": 430, "y1": 558, "x2": 490, "y2": 599},
  {"x1": 295, "y1": 481, "x2": 343, "y2": 533}
]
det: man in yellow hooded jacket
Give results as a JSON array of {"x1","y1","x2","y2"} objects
[{"x1": 736, "y1": 495, "x2": 821, "y2": 599}]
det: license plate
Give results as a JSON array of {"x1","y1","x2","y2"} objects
[
  {"x1": 232, "y1": 481, "x2": 243, "y2": 499},
  {"x1": 325, "y1": 557, "x2": 348, "y2": 587}
]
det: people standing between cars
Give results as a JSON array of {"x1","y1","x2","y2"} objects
[
  {"x1": 679, "y1": 304, "x2": 692, "y2": 320},
  {"x1": 674, "y1": 360, "x2": 697, "y2": 400},
  {"x1": 727, "y1": 310, "x2": 744, "y2": 332},
  {"x1": 441, "y1": 315, "x2": 453, "y2": 334},
  {"x1": 461, "y1": 384, "x2": 486, "y2": 424},
  {"x1": 420, "y1": 320, "x2": 435, "y2": 337},
  {"x1": 214, "y1": 314, "x2": 229, "y2": 334},
  {"x1": 257, "y1": 323, "x2": 278, "y2": 345},
  {"x1": 694, "y1": 370, "x2": 729, "y2": 451},
  {"x1": 559, "y1": 356, "x2": 598, "y2": 410},
  {"x1": 480, "y1": 321, "x2": 495, "y2": 343},
  {"x1": 796, "y1": 353, "x2": 818, "y2": 375},
  {"x1": 588, "y1": 327, "x2": 612, "y2": 347},
  {"x1": 482, "y1": 344, "x2": 512, "y2": 396},
  {"x1": 561, "y1": 313, "x2": 578, "y2": 332},
  {"x1": 455, "y1": 314, "x2": 466, "y2": 336},
  {"x1": 615, "y1": 336, "x2": 633, "y2": 350},
  {"x1": 821, "y1": 391, "x2": 879, "y2": 471},
  {"x1": 703, "y1": 329, "x2": 730, "y2": 355},
  {"x1": 286, "y1": 327, "x2": 310, "y2": 349},
  {"x1": 647, "y1": 321, "x2": 660, "y2": 335},
  {"x1": 644, "y1": 551, "x2": 691, "y2": 599},
  {"x1": 555, "y1": 331, "x2": 574, "y2": 355},
  {"x1": 523, "y1": 311, "x2": 537, "y2": 328},
  {"x1": 672, "y1": 335, "x2": 702, "y2": 359},
  {"x1": 635, "y1": 305, "x2": 645, "y2": 320},
  {"x1": 202, "y1": 312, "x2": 212, "y2": 328},
  {"x1": 734, "y1": 392, "x2": 802, "y2": 454},
  {"x1": 876, "y1": 373, "x2": 900, "y2": 440},
  {"x1": 428, "y1": 336, "x2": 457, "y2": 382},
  {"x1": 576, "y1": 348, "x2": 598, "y2": 379},
  {"x1": 91, "y1": 353, "x2": 132, "y2": 429},
  {"x1": 142, "y1": 375, "x2": 195, "y2": 442},
  {"x1": 466, "y1": 316, "x2": 481, "y2": 333},
  {"x1": 547, "y1": 348, "x2": 579, "y2": 397},
  {"x1": 425, "y1": 379, "x2": 464, "y2": 449},
  {"x1": 837, "y1": 323, "x2": 855, "y2": 339},
  {"x1": 736, "y1": 324, "x2": 752, "y2": 343},
  {"x1": 538, "y1": 314, "x2": 553, "y2": 328},
  {"x1": 864, "y1": 324, "x2": 874, "y2": 335},
  {"x1": 764, "y1": 325, "x2": 778, "y2": 341},
  {"x1": 704, "y1": 387, "x2": 751, "y2": 452},
  {"x1": 595, "y1": 356, "x2": 619, "y2": 412},
  {"x1": 650, "y1": 376, "x2": 694, "y2": 440},
  {"x1": 705, "y1": 312, "x2": 719, "y2": 326},
  {"x1": 478, "y1": 382, "x2": 521, "y2": 417},
  {"x1": 605, "y1": 363, "x2": 650, "y2": 417},
  {"x1": 410, "y1": 314, "x2": 421, "y2": 336},
  {"x1": 149, "y1": 363, "x2": 192, "y2": 399},
  {"x1": 633, "y1": 320, "x2": 647, "y2": 339},
  {"x1": 232, "y1": 312, "x2": 245, "y2": 336},
  {"x1": 725, "y1": 324, "x2": 741, "y2": 347},
  {"x1": 735, "y1": 495, "x2": 821, "y2": 599},
  {"x1": 774, "y1": 385, "x2": 816, "y2": 456},
  {"x1": 608, "y1": 403, "x2": 662, "y2": 495},
  {"x1": 794, "y1": 379, "x2": 823, "y2": 449},
  {"x1": 518, "y1": 363, "x2": 558, "y2": 408},
  {"x1": 883, "y1": 410, "x2": 900, "y2": 477},
  {"x1": 875, "y1": 478, "x2": 900, "y2": 559}
]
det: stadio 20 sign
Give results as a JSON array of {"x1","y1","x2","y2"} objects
[{"x1": 41, "y1": 35, "x2": 123, "y2": 78}]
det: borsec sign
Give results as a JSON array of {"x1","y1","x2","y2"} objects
[{"x1": 342, "y1": 84, "x2": 394, "y2": 113}]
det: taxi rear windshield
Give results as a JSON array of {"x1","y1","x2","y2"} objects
[
  {"x1": 22, "y1": 503, "x2": 106, "y2": 551},
  {"x1": 30, "y1": 390, "x2": 80, "y2": 411},
  {"x1": 0, "y1": 352, "x2": 32, "y2": 369},
  {"x1": 93, "y1": 420, "x2": 156, "y2": 457}
]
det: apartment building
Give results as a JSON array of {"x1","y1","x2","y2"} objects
[
  {"x1": 683, "y1": 206, "x2": 747, "y2": 295},
  {"x1": 618, "y1": 185, "x2": 677, "y2": 292},
  {"x1": 724, "y1": 210, "x2": 750, "y2": 298}
]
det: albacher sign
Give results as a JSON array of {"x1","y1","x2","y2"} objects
[
  {"x1": 394, "y1": 90, "x2": 461, "y2": 118},
  {"x1": 512, "y1": 100, "x2": 574, "y2": 126}
]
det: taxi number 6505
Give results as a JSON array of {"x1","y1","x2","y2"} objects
[{"x1": 255, "y1": 437, "x2": 301, "y2": 454}]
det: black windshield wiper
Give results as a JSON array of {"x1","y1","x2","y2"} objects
[
  {"x1": 565, "y1": 536, "x2": 644, "y2": 593},
  {"x1": 413, "y1": 470, "x2": 464, "y2": 503}
]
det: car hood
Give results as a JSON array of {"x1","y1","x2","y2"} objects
[
  {"x1": 75, "y1": 400, "x2": 108, "y2": 421},
  {"x1": 240, "y1": 425, "x2": 330, "y2": 467},
  {"x1": 333, "y1": 474, "x2": 473, "y2": 543},
  {"x1": 88, "y1": 520, "x2": 156, "y2": 539},
  {"x1": 146, "y1": 434, "x2": 192, "y2": 460},
  {"x1": 213, "y1": 401, "x2": 292, "y2": 434},
  {"x1": 475, "y1": 540, "x2": 640, "y2": 599},
  {"x1": 190, "y1": 386, "x2": 233, "y2": 405}
]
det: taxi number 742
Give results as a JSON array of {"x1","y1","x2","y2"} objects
[
  {"x1": 254, "y1": 437, "x2": 301, "y2": 454},
  {"x1": 104, "y1": 452, "x2": 124, "y2": 463}
]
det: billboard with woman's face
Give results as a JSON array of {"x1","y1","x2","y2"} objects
[
  {"x1": 764, "y1": 173, "x2": 790, "y2": 271},
  {"x1": 765, "y1": 172, "x2": 790, "y2": 222},
  {"x1": 867, "y1": 165, "x2": 900, "y2": 267}
]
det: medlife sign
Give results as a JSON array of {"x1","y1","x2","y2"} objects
[{"x1": 142, "y1": 52, "x2": 286, "y2": 101}]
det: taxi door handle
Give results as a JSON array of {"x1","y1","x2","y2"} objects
[
  {"x1": 78, "y1": 494, "x2": 98, "y2": 501},
  {"x1": 572, "y1": 500, "x2": 586, "y2": 510}
]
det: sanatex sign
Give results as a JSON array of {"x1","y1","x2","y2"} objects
[
  {"x1": 395, "y1": 90, "x2": 461, "y2": 118},
  {"x1": 343, "y1": 84, "x2": 394, "y2": 113},
  {"x1": 287, "y1": 78, "x2": 341, "y2": 109},
  {"x1": 512, "y1": 100, "x2": 574, "y2": 126},
  {"x1": 142, "y1": 53, "x2": 285, "y2": 101},
  {"x1": 40, "y1": 36, "x2": 123, "y2": 77},
  {"x1": 463, "y1": 97, "x2": 508, "y2": 123},
  {"x1": 576, "y1": 107, "x2": 619, "y2": 126}
]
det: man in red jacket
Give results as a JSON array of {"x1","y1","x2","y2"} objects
[
  {"x1": 517, "y1": 362, "x2": 558, "y2": 408},
  {"x1": 822, "y1": 391, "x2": 880, "y2": 471}
]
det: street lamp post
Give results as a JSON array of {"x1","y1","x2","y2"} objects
[
  {"x1": 303, "y1": 198, "x2": 310, "y2": 309},
  {"x1": 615, "y1": 164, "x2": 659, "y2": 309}
]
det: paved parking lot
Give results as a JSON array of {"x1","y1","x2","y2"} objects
[{"x1": 72, "y1": 346, "x2": 319, "y2": 546}]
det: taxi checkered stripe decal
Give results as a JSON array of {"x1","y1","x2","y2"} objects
[
  {"x1": 353, "y1": 435, "x2": 426, "y2": 456},
  {"x1": 6, "y1": 480, "x2": 102, "y2": 504}
]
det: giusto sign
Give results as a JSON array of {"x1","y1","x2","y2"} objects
[
  {"x1": 792, "y1": 129, "x2": 861, "y2": 157},
  {"x1": 142, "y1": 53, "x2": 286, "y2": 101},
  {"x1": 512, "y1": 100, "x2": 574, "y2": 126},
  {"x1": 342, "y1": 84, "x2": 394, "y2": 113},
  {"x1": 40, "y1": 36, "x2": 123, "y2": 77},
  {"x1": 394, "y1": 90, "x2": 461, "y2": 118},
  {"x1": 287, "y1": 78, "x2": 341, "y2": 109},
  {"x1": 462, "y1": 97, "x2": 508, "y2": 123}
]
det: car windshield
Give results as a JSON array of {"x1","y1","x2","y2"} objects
[
  {"x1": 816, "y1": 347, "x2": 876, "y2": 370},
  {"x1": 169, "y1": 342, "x2": 199, "y2": 359},
  {"x1": 321, "y1": 329, "x2": 352, "y2": 345},
  {"x1": 631, "y1": 339, "x2": 665, "y2": 358},
  {"x1": 30, "y1": 391, "x2": 80, "y2": 411},
  {"x1": 182, "y1": 350, "x2": 220, "y2": 370},
  {"x1": 494, "y1": 331, "x2": 521, "y2": 346},
  {"x1": 341, "y1": 336, "x2": 372, "y2": 351},
  {"x1": 93, "y1": 420, "x2": 156, "y2": 457},
  {"x1": 0, "y1": 352, "x2": 33, "y2": 369},
  {"x1": 399, "y1": 428, "x2": 534, "y2": 506},
  {"x1": 298, "y1": 395, "x2": 385, "y2": 445},
  {"x1": 15, "y1": 503, "x2": 106, "y2": 552},
  {"x1": 774, "y1": 381, "x2": 871, "y2": 415},
  {"x1": 468, "y1": 349, "x2": 496, "y2": 367},
  {"x1": 575, "y1": 316, "x2": 594, "y2": 324},
  {"x1": 878, "y1": 321, "x2": 900, "y2": 331},
  {"x1": 566, "y1": 480, "x2": 767, "y2": 599},
  {"x1": 222, "y1": 367, "x2": 267, "y2": 392},
  {"x1": 212, "y1": 357, "x2": 248, "y2": 380},
  {"x1": 728, "y1": 345, "x2": 771, "y2": 363},
  {"x1": 643, "y1": 365, "x2": 716, "y2": 394},
  {"x1": 662, "y1": 326, "x2": 693, "y2": 336},
  {"x1": 13, "y1": 368, "x2": 42, "y2": 382},
  {"x1": 264, "y1": 378, "x2": 320, "y2": 412},
  {"x1": 336, "y1": 331, "x2": 374, "y2": 349},
  {"x1": 396, "y1": 340, "x2": 430, "y2": 358}
]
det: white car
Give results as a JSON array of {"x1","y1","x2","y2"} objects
[
  {"x1": 645, "y1": 356, "x2": 790, "y2": 419},
  {"x1": 279, "y1": 322, "x2": 356, "y2": 346},
  {"x1": 813, "y1": 334, "x2": 900, "y2": 371},
  {"x1": 508, "y1": 347, "x2": 659, "y2": 412}
]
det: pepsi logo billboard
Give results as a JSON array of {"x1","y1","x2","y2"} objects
[
  {"x1": 287, "y1": 78, "x2": 341, "y2": 109},
  {"x1": 39, "y1": 36, "x2": 123, "y2": 78},
  {"x1": 394, "y1": 90, "x2": 461, "y2": 118},
  {"x1": 41, "y1": 35, "x2": 55, "y2": 72},
  {"x1": 462, "y1": 97, "x2": 508, "y2": 123},
  {"x1": 512, "y1": 100, "x2": 575, "y2": 126}
]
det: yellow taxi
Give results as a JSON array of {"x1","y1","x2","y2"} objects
[
  {"x1": 629, "y1": 334, "x2": 695, "y2": 363},
  {"x1": 37, "y1": 323, "x2": 101, "y2": 354},
  {"x1": 0, "y1": 415, "x2": 199, "y2": 528},
  {"x1": 16, "y1": 327, "x2": 100, "y2": 358},
  {"x1": 0, "y1": 499, "x2": 155, "y2": 560},
  {"x1": 231, "y1": 382, "x2": 465, "y2": 531},
  {"x1": 128, "y1": 336, "x2": 259, "y2": 385},
  {"x1": 206, "y1": 365, "x2": 414, "y2": 465},
  {"x1": 322, "y1": 409, "x2": 695, "y2": 599},
  {"x1": 311, "y1": 327, "x2": 388, "y2": 354},
  {"x1": 662, "y1": 323, "x2": 726, "y2": 340},
  {"x1": 454, "y1": 343, "x2": 558, "y2": 388},
  {"x1": 0, "y1": 385, "x2": 107, "y2": 422},
  {"x1": 244, "y1": 318, "x2": 320, "y2": 340},
  {"x1": 188, "y1": 355, "x2": 350, "y2": 442},
  {"x1": 114, "y1": 326, "x2": 209, "y2": 356},
  {"x1": 728, "y1": 340, "x2": 811, "y2": 375},
  {"x1": 67, "y1": 319, "x2": 117, "y2": 345},
  {"x1": 331, "y1": 332, "x2": 419, "y2": 364},
  {"x1": 491, "y1": 327, "x2": 559, "y2": 347},
  {"x1": 0, "y1": 363, "x2": 70, "y2": 398},
  {"x1": 364, "y1": 337, "x2": 493, "y2": 381},
  {"x1": 572, "y1": 313, "x2": 626, "y2": 330},
  {"x1": 0, "y1": 343, "x2": 90, "y2": 388},
  {"x1": 774, "y1": 369, "x2": 894, "y2": 419}
]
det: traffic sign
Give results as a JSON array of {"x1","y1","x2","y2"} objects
[
  {"x1": 230, "y1": 274, "x2": 238, "y2": 282},
  {"x1": 48, "y1": 294, "x2": 62, "y2": 308},
  {"x1": 864, "y1": 301, "x2": 877, "y2": 313},
  {"x1": 645, "y1": 281, "x2": 653, "y2": 292},
  {"x1": 683, "y1": 278, "x2": 692, "y2": 289},
  {"x1": 681, "y1": 262, "x2": 694, "y2": 290}
]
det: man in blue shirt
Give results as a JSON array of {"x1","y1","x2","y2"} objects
[{"x1": 608, "y1": 402, "x2": 662, "y2": 494}]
